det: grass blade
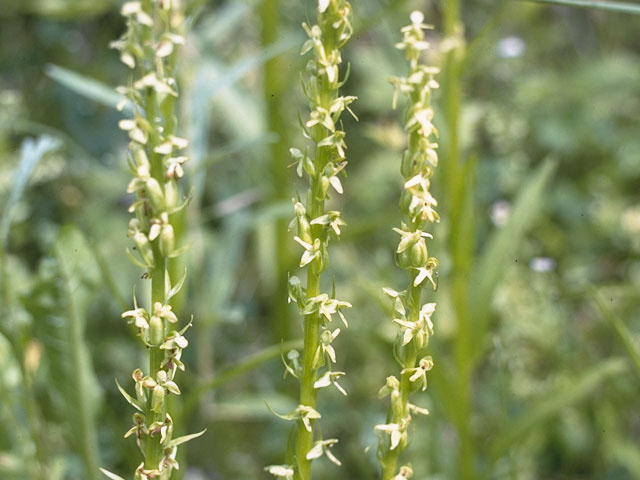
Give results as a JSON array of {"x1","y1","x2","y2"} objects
[
  {"x1": 469, "y1": 160, "x2": 556, "y2": 362},
  {"x1": 522, "y1": 0, "x2": 640, "y2": 15},
  {"x1": 0, "y1": 135, "x2": 61, "y2": 247},
  {"x1": 590, "y1": 286, "x2": 640, "y2": 380},
  {"x1": 487, "y1": 357, "x2": 627, "y2": 467},
  {"x1": 183, "y1": 339, "x2": 303, "y2": 419},
  {"x1": 45, "y1": 64, "x2": 131, "y2": 112},
  {"x1": 23, "y1": 225, "x2": 102, "y2": 480}
]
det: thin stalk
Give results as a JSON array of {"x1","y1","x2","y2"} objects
[
  {"x1": 440, "y1": 0, "x2": 477, "y2": 478},
  {"x1": 16, "y1": 348, "x2": 48, "y2": 480},
  {"x1": 268, "y1": 2, "x2": 355, "y2": 479},
  {"x1": 377, "y1": 12, "x2": 440, "y2": 480},
  {"x1": 56, "y1": 243, "x2": 100, "y2": 480},
  {"x1": 261, "y1": 0, "x2": 293, "y2": 342},
  {"x1": 147, "y1": 256, "x2": 167, "y2": 474},
  {"x1": 522, "y1": 0, "x2": 640, "y2": 14},
  {"x1": 296, "y1": 270, "x2": 321, "y2": 479},
  {"x1": 107, "y1": 1, "x2": 204, "y2": 478}
]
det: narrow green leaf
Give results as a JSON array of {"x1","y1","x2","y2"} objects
[
  {"x1": 53, "y1": 226, "x2": 101, "y2": 480},
  {"x1": 115, "y1": 379, "x2": 143, "y2": 413},
  {"x1": 165, "y1": 429, "x2": 207, "y2": 449},
  {"x1": 487, "y1": 358, "x2": 627, "y2": 466},
  {"x1": 1, "y1": 135, "x2": 62, "y2": 247},
  {"x1": 45, "y1": 64, "x2": 132, "y2": 112},
  {"x1": 23, "y1": 225, "x2": 102, "y2": 480},
  {"x1": 590, "y1": 286, "x2": 640, "y2": 380},
  {"x1": 99, "y1": 468, "x2": 127, "y2": 480},
  {"x1": 182, "y1": 339, "x2": 303, "y2": 418},
  {"x1": 165, "y1": 267, "x2": 187, "y2": 303},
  {"x1": 522, "y1": 0, "x2": 640, "y2": 15},
  {"x1": 469, "y1": 160, "x2": 556, "y2": 361}
]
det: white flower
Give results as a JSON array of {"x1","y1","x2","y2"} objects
[
  {"x1": 393, "y1": 227, "x2": 432, "y2": 253},
  {"x1": 166, "y1": 156, "x2": 188, "y2": 179},
  {"x1": 410, "y1": 11, "x2": 424, "y2": 27},
  {"x1": 313, "y1": 328, "x2": 340, "y2": 366},
  {"x1": 265, "y1": 465, "x2": 294, "y2": 479},
  {"x1": 293, "y1": 236, "x2": 321, "y2": 267},
  {"x1": 153, "y1": 301, "x2": 178, "y2": 323},
  {"x1": 374, "y1": 420, "x2": 406, "y2": 450},
  {"x1": 393, "y1": 465, "x2": 414, "y2": 479},
  {"x1": 306, "y1": 438, "x2": 341, "y2": 465},
  {"x1": 318, "y1": 0, "x2": 330, "y2": 13},
  {"x1": 122, "y1": 307, "x2": 149, "y2": 330},
  {"x1": 401, "y1": 356, "x2": 433, "y2": 391},
  {"x1": 314, "y1": 370, "x2": 347, "y2": 395}
]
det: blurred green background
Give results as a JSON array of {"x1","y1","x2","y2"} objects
[{"x1": 1, "y1": 0, "x2": 640, "y2": 479}]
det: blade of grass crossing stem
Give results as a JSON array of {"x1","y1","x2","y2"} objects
[
  {"x1": 469, "y1": 160, "x2": 556, "y2": 363},
  {"x1": 183, "y1": 339, "x2": 303, "y2": 418},
  {"x1": 590, "y1": 286, "x2": 640, "y2": 380},
  {"x1": 487, "y1": 357, "x2": 627, "y2": 469},
  {"x1": 522, "y1": 0, "x2": 640, "y2": 15},
  {"x1": 45, "y1": 64, "x2": 132, "y2": 113}
]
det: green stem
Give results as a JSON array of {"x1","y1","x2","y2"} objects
[
  {"x1": 261, "y1": 0, "x2": 293, "y2": 343},
  {"x1": 296, "y1": 272, "x2": 321, "y2": 480},
  {"x1": 146, "y1": 256, "x2": 167, "y2": 474},
  {"x1": 295, "y1": 175, "x2": 326, "y2": 479},
  {"x1": 380, "y1": 281, "x2": 421, "y2": 479},
  {"x1": 16, "y1": 351, "x2": 48, "y2": 480},
  {"x1": 56, "y1": 244, "x2": 100, "y2": 480},
  {"x1": 441, "y1": 0, "x2": 476, "y2": 478}
]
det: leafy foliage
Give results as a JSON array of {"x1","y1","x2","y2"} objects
[{"x1": 1, "y1": 0, "x2": 640, "y2": 479}]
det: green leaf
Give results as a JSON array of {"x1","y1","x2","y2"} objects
[
  {"x1": 45, "y1": 64, "x2": 132, "y2": 112},
  {"x1": 115, "y1": 379, "x2": 143, "y2": 412},
  {"x1": 165, "y1": 429, "x2": 207, "y2": 448},
  {"x1": 99, "y1": 468, "x2": 127, "y2": 480},
  {"x1": 487, "y1": 358, "x2": 627, "y2": 466},
  {"x1": 590, "y1": 286, "x2": 640, "y2": 380},
  {"x1": 183, "y1": 339, "x2": 303, "y2": 418},
  {"x1": 522, "y1": 0, "x2": 640, "y2": 15},
  {"x1": 1, "y1": 135, "x2": 62, "y2": 248},
  {"x1": 469, "y1": 160, "x2": 556, "y2": 362},
  {"x1": 22, "y1": 225, "x2": 101, "y2": 480}
]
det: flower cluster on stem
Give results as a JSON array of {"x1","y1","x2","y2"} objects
[
  {"x1": 375, "y1": 11, "x2": 440, "y2": 480},
  {"x1": 266, "y1": 1, "x2": 354, "y2": 479},
  {"x1": 101, "y1": 2, "x2": 203, "y2": 479}
]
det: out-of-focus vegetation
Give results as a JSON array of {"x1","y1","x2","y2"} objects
[{"x1": 1, "y1": 0, "x2": 640, "y2": 479}]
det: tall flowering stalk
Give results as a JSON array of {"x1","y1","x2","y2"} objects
[
  {"x1": 266, "y1": 1, "x2": 354, "y2": 479},
  {"x1": 375, "y1": 12, "x2": 440, "y2": 480},
  {"x1": 102, "y1": 1, "x2": 203, "y2": 479}
]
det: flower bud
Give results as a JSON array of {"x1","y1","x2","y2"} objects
[
  {"x1": 145, "y1": 177, "x2": 165, "y2": 212},
  {"x1": 315, "y1": 177, "x2": 327, "y2": 201},
  {"x1": 135, "y1": 204, "x2": 149, "y2": 232},
  {"x1": 164, "y1": 179, "x2": 178, "y2": 210},
  {"x1": 400, "y1": 151, "x2": 414, "y2": 178},
  {"x1": 410, "y1": 239, "x2": 428, "y2": 267},
  {"x1": 151, "y1": 384, "x2": 165, "y2": 413},
  {"x1": 399, "y1": 190, "x2": 412, "y2": 214},
  {"x1": 133, "y1": 146, "x2": 150, "y2": 171},
  {"x1": 297, "y1": 216, "x2": 313, "y2": 245},
  {"x1": 133, "y1": 232, "x2": 154, "y2": 266},
  {"x1": 395, "y1": 248, "x2": 412, "y2": 270},
  {"x1": 149, "y1": 315, "x2": 164, "y2": 346},
  {"x1": 159, "y1": 224, "x2": 175, "y2": 257},
  {"x1": 127, "y1": 218, "x2": 141, "y2": 237}
]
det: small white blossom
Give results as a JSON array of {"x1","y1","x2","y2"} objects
[
  {"x1": 265, "y1": 465, "x2": 294, "y2": 479},
  {"x1": 306, "y1": 438, "x2": 341, "y2": 465}
]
